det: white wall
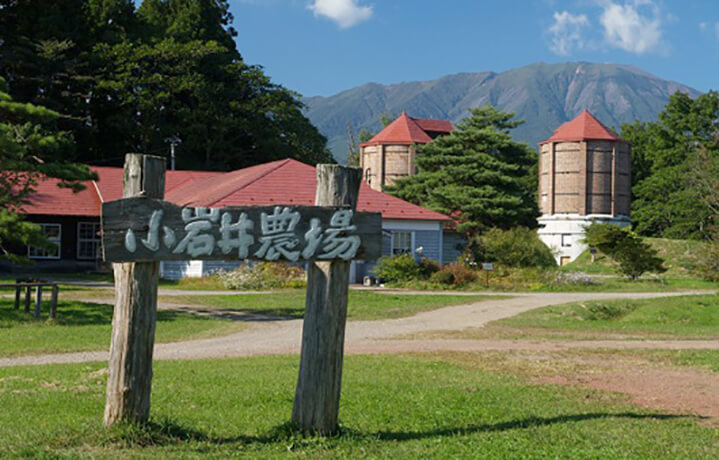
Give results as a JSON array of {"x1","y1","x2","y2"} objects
[{"x1": 537, "y1": 214, "x2": 630, "y2": 264}]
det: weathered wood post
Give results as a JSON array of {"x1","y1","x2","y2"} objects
[
  {"x1": 34, "y1": 285, "x2": 42, "y2": 319},
  {"x1": 291, "y1": 164, "x2": 362, "y2": 435},
  {"x1": 24, "y1": 286, "x2": 31, "y2": 313},
  {"x1": 104, "y1": 154, "x2": 165, "y2": 427},
  {"x1": 50, "y1": 284, "x2": 59, "y2": 320},
  {"x1": 14, "y1": 286, "x2": 20, "y2": 310}
]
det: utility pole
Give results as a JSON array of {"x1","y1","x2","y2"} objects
[{"x1": 164, "y1": 135, "x2": 181, "y2": 171}]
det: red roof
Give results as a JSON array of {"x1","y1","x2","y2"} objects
[
  {"x1": 360, "y1": 111, "x2": 453, "y2": 147},
  {"x1": 540, "y1": 110, "x2": 624, "y2": 144},
  {"x1": 17, "y1": 159, "x2": 449, "y2": 222}
]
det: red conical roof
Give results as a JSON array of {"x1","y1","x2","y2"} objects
[
  {"x1": 540, "y1": 110, "x2": 624, "y2": 144},
  {"x1": 360, "y1": 112, "x2": 452, "y2": 147}
]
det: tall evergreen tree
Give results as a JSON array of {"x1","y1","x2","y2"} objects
[
  {"x1": 0, "y1": 77, "x2": 95, "y2": 261},
  {"x1": 387, "y1": 107, "x2": 538, "y2": 235},
  {"x1": 0, "y1": 0, "x2": 332, "y2": 170},
  {"x1": 621, "y1": 91, "x2": 719, "y2": 239}
]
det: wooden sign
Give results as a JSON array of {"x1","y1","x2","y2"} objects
[
  {"x1": 101, "y1": 198, "x2": 382, "y2": 262},
  {"x1": 482, "y1": 262, "x2": 494, "y2": 271}
]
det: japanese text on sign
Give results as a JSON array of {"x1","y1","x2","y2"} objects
[{"x1": 102, "y1": 199, "x2": 381, "y2": 263}]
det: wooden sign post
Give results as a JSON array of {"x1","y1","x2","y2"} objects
[
  {"x1": 104, "y1": 154, "x2": 165, "y2": 427},
  {"x1": 102, "y1": 155, "x2": 381, "y2": 429},
  {"x1": 291, "y1": 165, "x2": 361, "y2": 435}
]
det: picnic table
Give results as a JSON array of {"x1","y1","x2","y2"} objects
[{"x1": 0, "y1": 279, "x2": 59, "y2": 319}]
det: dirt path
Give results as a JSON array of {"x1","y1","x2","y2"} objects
[{"x1": 1, "y1": 290, "x2": 714, "y2": 367}]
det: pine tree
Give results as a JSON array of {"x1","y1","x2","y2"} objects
[
  {"x1": 387, "y1": 107, "x2": 538, "y2": 235},
  {"x1": 0, "y1": 77, "x2": 95, "y2": 262}
]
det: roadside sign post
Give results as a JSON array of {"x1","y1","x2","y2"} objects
[
  {"x1": 482, "y1": 262, "x2": 494, "y2": 288},
  {"x1": 102, "y1": 154, "x2": 381, "y2": 432}
]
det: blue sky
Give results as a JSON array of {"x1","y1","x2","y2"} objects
[{"x1": 229, "y1": 0, "x2": 719, "y2": 97}]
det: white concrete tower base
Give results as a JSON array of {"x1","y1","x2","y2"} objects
[{"x1": 538, "y1": 214, "x2": 630, "y2": 265}]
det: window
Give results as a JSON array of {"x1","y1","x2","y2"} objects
[
  {"x1": 561, "y1": 234, "x2": 572, "y2": 247},
  {"x1": 392, "y1": 231, "x2": 412, "y2": 255},
  {"x1": 77, "y1": 222, "x2": 101, "y2": 260},
  {"x1": 28, "y1": 224, "x2": 61, "y2": 259}
]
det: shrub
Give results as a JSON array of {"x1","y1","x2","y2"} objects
[
  {"x1": 419, "y1": 257, "x2": 441, "y2": 278},
  {"x1": 430, "y1": 263, "x2": 479, "y2": 286},
  {"x1": 430, "y1": 270, "x2": 456, "y2": 285},
  {"x1": 465, "y1": 227, "x2": 556, "y2": 268},
  {"x1": 214, "y1": 262, "x2": 306, "y2": 290},
  {"x1": 373, "y1": 254, "x2": 423, "y2": 282},
  {"x1": 584, "y1": 224, "x2": 666, "y2": 280}
]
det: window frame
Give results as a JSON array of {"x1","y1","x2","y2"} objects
[
  {"x1": 77, "y1": 221, "x2": 101, "y2": 260},
  {"x1": 391, "y1": 231, "x2": 414, "y2": 255},
  {"x1": 27, "y1": 223, "x2": 62, "y2": 260}
]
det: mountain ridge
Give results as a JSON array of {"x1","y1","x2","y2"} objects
[{"x1": 302, "y1": 62, "x2": 699, "y2": 162}]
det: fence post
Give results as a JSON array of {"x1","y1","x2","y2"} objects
[
  {"x1": 14, "y1": 286, "x2": 20, "y2": 310},
  {"x1": 34, "y1": 286, "x2": 42, "y2": 319},
  {"x1": 104, "y1": 154, "x2": 165, "y2": 427},
  {"x1": 50, "y1": 285, "x2": 59, "y2": 320},
  {"x1": 24, "y1": 286, "x2": 31, "y2": 313},
  {"x1": 291, "y1": 164, "x2": 362, "y2": 435}
]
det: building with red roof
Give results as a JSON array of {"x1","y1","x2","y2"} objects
[
  {"x1": 537, "y1": 110, "x2": 631, "y2": 265},
  {"x1": 7, "y1": 159, "x2": 458, "y2": 280},
  {"x1": 359, "y1": 112, "x2": 452, "y2": 191}
]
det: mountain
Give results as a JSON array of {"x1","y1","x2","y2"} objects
[{"x1": 303, "y1": 62, "x2": 700, "y2": 162}]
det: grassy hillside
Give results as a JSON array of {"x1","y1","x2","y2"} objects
[{"x1": 563, "y1": 238, "x2": 706, "y2": 278}]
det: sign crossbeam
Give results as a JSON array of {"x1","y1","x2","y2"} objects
[{"x1": 102, "y1": 199, "x2": 382, "y2": 263}]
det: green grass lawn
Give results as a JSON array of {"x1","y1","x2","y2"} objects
[
  {"x1": 1, "y1": 354, "x2": 717, "y2": 458},
  {"x1": 433, "y1": 294, "x2": 719, "y2": 341},
  {"x1": 0, "y1": 299, "x2": 242, "y2": 358},
  {"x1": 161, "y1": 291, "x2": 494, "y2": 321}
]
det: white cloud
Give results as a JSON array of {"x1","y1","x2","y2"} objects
[
  {"x1": 308, "y1": 0, "x2": 373, "y2": 28},
  {"x1": 699, "y1": 22, "x2": 708, "y2": 32},
  {"x1": 599, "y1": 0, "x2": 663, "y2": 54},
  {"x1": 549, "y1": 11, "x2": 590, "y2": 56}
]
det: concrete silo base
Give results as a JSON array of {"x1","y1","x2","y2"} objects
[{"x1": 537, "y1": 214, "x2": 631, "y2": 265}]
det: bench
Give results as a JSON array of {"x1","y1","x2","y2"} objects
[{"x1": 0, "y1": 279, "x2": 59, "y2": 319}]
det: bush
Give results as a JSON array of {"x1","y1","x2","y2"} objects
[
  {"x1": 419, "y1": 257, "x2": 440, "y2": 278},
  {"x1": 214, "y1": 262, "x2": 306, "y2": 290},
  {"x1": 373, "y1": 254, "x2": 423, "y2": 282},
  {"x1": 584, "y1": 224, "x2": 666, "y2": 280},
  {"x1": 691, "y1": 238, "x2": 719, "y2": 282},
  {"x1": 430, "y1": 263, "x2": 479, "y2": 286},
  {"x1": 465, "y1": 227, "x2": 556, "y2": 268}
]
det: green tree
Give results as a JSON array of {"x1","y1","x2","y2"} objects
[
  {"x1": 387, "y1": 106, "x2": 538, "y2": 235},
  {"x1": 0, "y1": 77, "x2": 95, "y2": 262},
  {"x1": 0, "y1": 0, "x2": 332, "y2": 170},
  {"x1": 584, "y1": 223, "x2": 666, "y2": 280},
  {"x1": 621, "y1": 91, "x2": 719, "y2": 239},
  {"x1": 466, "y1": 227, "x2": 556, "y2": 268}
]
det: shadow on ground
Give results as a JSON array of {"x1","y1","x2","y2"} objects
[{"x1": 98, "y1": 411, "x2": 700, "y2": 449}]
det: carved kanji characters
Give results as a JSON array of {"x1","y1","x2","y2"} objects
[
  {"x1": 301, "y1": 218, "x2": 323, "y2": 259},
  {"x1": 318, "y1": 209, "x2": 360, "y2": 260},
  {"x1": 173, "y1": 207, "x2": 220, "y2": 257},
  {"x1": 255, "y1": 206, "x2": 301, "y2": 261},
  {"x1": 217, "y1": 212, "x2": 254, "y2": 258}
]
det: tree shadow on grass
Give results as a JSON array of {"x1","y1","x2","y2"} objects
[
  {"x1": 367, "y1": 412, "x2": 702, "y2": 442},
  {"x1": 112, "y1": 412, "x2": 702, "y2": 449}
]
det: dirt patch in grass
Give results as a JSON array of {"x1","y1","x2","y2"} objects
[{"x1": 427, "y1": 350, "x2": 719, "y2": 426}]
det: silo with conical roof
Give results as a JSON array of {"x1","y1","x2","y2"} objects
[{"x1": 537, "y1": 110, "x2": 632, "y2": 265}]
